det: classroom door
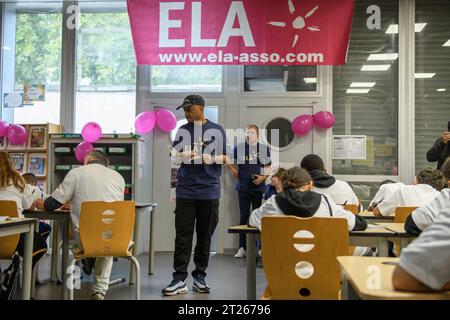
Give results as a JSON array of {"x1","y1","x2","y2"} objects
[
  {"x1": 152, "y1": 103, "x2": 221, "y2": 252},
  {"x1": 241, "y1": 106, "x2": 314, "y2": 169}
]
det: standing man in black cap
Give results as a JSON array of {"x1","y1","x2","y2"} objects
[
  {"x1": 426, "y1": 121, "x2": 450, "y2": 170},
  {"x1": 162, "y1": 95, "x2": 228, "y2": 296}
]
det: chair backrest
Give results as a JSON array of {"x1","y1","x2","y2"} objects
[
  {"x1": 0, "y1": 200, "x2": 20, "y2": 259},
  {"x1": 395, "y1": 207, "x2": 418, "y2": 223},
  {"x1": 343, "y1": 204, "x2": 359, "y2": 215},
  {"x1": 261, "y1": 216, "x2": 349, "y2": 300},
  {"x1": 79, "y1": 201, "x2": 135, "y2": 257}
]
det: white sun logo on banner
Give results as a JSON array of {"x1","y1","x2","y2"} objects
[{"x1": 268, "y1": 0, "x2": 320, "y2": 48}]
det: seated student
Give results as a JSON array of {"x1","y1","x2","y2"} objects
[
  {"x1": 249, "y1": 167, "x2": 367, "y2": 232},
  {"x1": 300, "y1": 154, "x2": 359, "y2": 206},
  {"x1": 368, "y1": 180, "x2": 404, "y2": 211},
  {"x1": 0, "y1": 151, "x2": 47, "y2": 299},
  {"x1": 373, "y1": 168, "x2": 445, "y2": 217},
  {"x1": 392, "y1": 198, "x2": 450, "y2": 292},
  {"x1": 405, "y1": 159, "x2": 450, "y2": 235},
  {"x1": 35, "y1": 150, "x2": 125, "y2": 300},
  {"x1": 262, "y1": 168, "x2": 287, "y2": 201},
  {"x1": 22, "y1": 173, "x2": 51, "y2": 241}
]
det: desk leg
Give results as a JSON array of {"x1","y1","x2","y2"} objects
[
  {"x1": 22, "y1": 224, "x2": 34, "y2": 300},
  {"x1": 129, "y1": 208, "x2": 142, "y2": 285},
  {"x1": 340, "y1": 273, "x2": 360, "y2": 300},
  {"x1": 148, "y1": 208, "x2": 155, "y2": 275},
  {"x1": 377, "y1": 238, "x2": 389, "y2": 257},
  {"x1": 50, "y1": 221, "x2": 59, "y2": 282},
  {"x1": 61, "y1": 219, "x2": 70, "y2": 300},
  {"x1": 246, "y1": 233, "x2": 257, "y2": 300}
]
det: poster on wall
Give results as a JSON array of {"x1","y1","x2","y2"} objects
[
  {"x1": 127, "y1": 0, "x2": 355, "y2": 66},
  {"x1": 3, "y1": 93, "x2": 24, "y2": 108},
  {"x1": 332, "y1": 135, "x2": 366, "y2": 160},
  {"x1": 23, "y1": 85, "x2": 46, "y2": 102}
]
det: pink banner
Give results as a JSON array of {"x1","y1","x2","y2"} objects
[{"x1": 127, "y1": 0, "x2": 354, "y2": 65}]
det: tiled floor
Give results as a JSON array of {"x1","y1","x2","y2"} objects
[{"x1": 30, "y1": 252, "x2": 267, "y2": 300}]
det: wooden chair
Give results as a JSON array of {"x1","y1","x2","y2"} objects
[
  {"x1": 391, "y1": 207, "x2": 418, "y2": 256},
  {"x1": 260, "y1": 216, "x2": 349, "y2": 300},
  {"x1": 0, "y1": 201, "x2": 20, "y2": 260},
  {"x1": 394, "y1": 207, "x2": 418, "y2": 223},
  {"x1": 68, "y1": 201, "x2": 140, "y2": 300}
]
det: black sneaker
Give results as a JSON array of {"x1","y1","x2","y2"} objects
[
  {"x1": 162, "y1": 279, "x2": 188, "y2": 296},
  {"x1": 81, "y1": 258, "x2": 95, "y2": 276},
  {"x1": 192, "y1": 275, "x2": 210, "y2": 293}
]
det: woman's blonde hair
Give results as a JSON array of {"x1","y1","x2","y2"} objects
[{"x1": 0, "y1": 151, "x2": 26, "y2": 192}]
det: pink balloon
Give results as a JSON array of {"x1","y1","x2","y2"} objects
[
  {"x1": 6, "y1": 124, "x2": 27, "y2": 145},
  {"x1": 313, "y1": 111, "x2": 336, "y2": 129},
  {"x1": 156, "y1": 109, "x2": 177, "y2": 132},
  {"x1": 291, "y1": 115, "x2": 314, "y2": 136},
  {"x1": 0, "y1": 120, "x2": 9, "y2": 137},
  {"x1": 81, "y1": 122, "x2": 102, "y2": 143},
  {"x1": 135, "y1": 111, "x2": 156, "y2": 134},
  {"x1": 74, "y1": 141, "x2": 94, "y2": 163}
]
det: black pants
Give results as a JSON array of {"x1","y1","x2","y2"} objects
[
  {"x1": 173, "y1": 199, "x2": 219, "y2": 281},
  {"x1": 238, "y1": 191, "x2": 263, "y2": 249},
  {"x1": 16, "y1": 232, "x2": 48, "y2": 268}
]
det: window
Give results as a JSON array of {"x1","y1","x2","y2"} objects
[
  {"x1": 2, "y1": 3, "x2": 62, "y2": 124},
  {"x1": 332, "y1": 0, "x2": 399, "y2": 176},
  {"x1": 415, "y1": 0, "x2": 450, "y2": 171},
  {"x1": 75, "y1": 2, "x2": 136, "y2": 133},
  {"x1": 244, "y1": 66, "x2": 317, "y2": 92},
  {"x1": 151, "y1": 66, "x2": 222, "y2": 93},
  {"x1": 265, "y1": 117, "x2": 294, "y2": 148}
]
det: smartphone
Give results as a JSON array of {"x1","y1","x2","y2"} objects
[{"x1": 251, "y1": 173, "x2": 257, "y2": 180}]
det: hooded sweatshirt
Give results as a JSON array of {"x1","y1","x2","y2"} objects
[
  {"x1": 309, "y1": 170, "x2": 359, "y2": 205},
  {"x1": 249, "y1": 188, "x2": 367, "y2": 231}
]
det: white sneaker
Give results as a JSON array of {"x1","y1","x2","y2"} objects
[{"x1": 234, "y1": 247, "x2": 246, "y2": 258}]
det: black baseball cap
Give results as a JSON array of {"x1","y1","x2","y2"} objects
[{"x1": 177, "y1": 95, "x2": 205, "y2": 110}]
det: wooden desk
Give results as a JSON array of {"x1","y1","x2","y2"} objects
[
  {"x1": 228, "y1": 225, "x2": 260, "y2": 300},
  {"x1": 349, "y1": 226, "x2": 395, "y2": 257},
  {"x1": 131, "y1": 203, "x2": 158, "y2": 282},
  {"x1": 337, "y1": 256, "x2": 450, "y2": 300},
  {"x1": 23, "y1": 209, "x2": 70, "y2": 300},
  {"x1": 359, "y1": 211, "x2": 394, "y2": 222},
  {"x1": 375, "y1": 222, "x2": 417, "y2": 250},
  {"x1": 0, "y1": 218, "x2": 36, "y2": 300}
]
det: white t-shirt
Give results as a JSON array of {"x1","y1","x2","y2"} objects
[
  {"x1": 313, "y1": 179, "x2": 359, "y2": 205},
  {"x1": 249, "y1": 193, "x2": 356, "y2": 231},
  {"x1": 411, "y1": 189, "x2": 450, "y2": 231},
  {"x1": 51, "y1": 163, "x2": 125, "y2": 230},
  {"x1": 377, "y1": 184, "x2": 440, "y2": 216},
  {"x1": 0, "y1": 184, "x2": 34, "y2": 218},
  {"x1": 27, "y1": 185, "x2": 49, "y2": 202},
  {"x1": 399, "y1": 201, "x2": 450, "y2": 290},
  {"x1": 369, "y1": 182, "x2": 405, "y2": 208}
]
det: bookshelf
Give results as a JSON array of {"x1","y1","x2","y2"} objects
[
  {"x1": 48, "y1": 134, "x2": 146, "y2": 202},
  {"x1": 0, "y1": 123, "x2": 61, "y2": 193}
]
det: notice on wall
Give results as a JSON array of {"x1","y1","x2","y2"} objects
[
  {"x1": 332, "y1": 135, "x2": 367, "y2": 160},
  {"x1": 23, "y1": 84, "x2": 45, "y2": 102},
  {"x1": 3, "y1": 93, "x2": 24, "y2": 108},
  {"x1": 170, "y1": 166, "x2": 179, "y2": 203}
]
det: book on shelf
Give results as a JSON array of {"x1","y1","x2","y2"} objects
[
  {"x1": 108, "y1": 147, "x2": 128, "y2": 154},
  {"x1": 7, "y1": 138, "x2": 27, "y2": 150},
  {"x1": 28, "y1": 153, "x2": 46, "y2": 176},
  {"x1": 93, "y1": 147, "x2": 107, "y2": 153},
  {"x1": 71, "y1": 164, "x2": 82, "y2": 169},
  {"x1": 49, "y1": 133, "x2": 81, "y2": 139},
  {"x1": 10, "y1": 153, "x2": 26, "y2": 174},
  {"x1": 28, "y1": 126, "x2": 47, "y2": 149},
  {"x1": 55, "y1": 164, "x2": 71, "y2": 170},
  {"x1": 55, "y1": 147, "x2": 72, "y2": 153},
  {"x1": 117, "y1": 165, "x2": 132, "y2": 171}
]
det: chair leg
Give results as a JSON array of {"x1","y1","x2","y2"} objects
[
  {"x1": 68, "y1": 259, "x2": 77, "y2": 300},
  {"x1": 129, "y1": 256, "x2": 140, "y2": 300},
  {"x1": 31, "y1": 265, "x2": 37, "y2": 299}
]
